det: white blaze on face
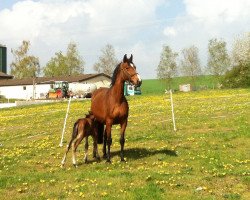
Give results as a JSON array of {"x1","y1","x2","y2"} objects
[
  {"x1": 137, "y1": 74, "x2": 141, "y2": 82},
  {"x1": 130, "y1": 63, "x2": 134, "y2": 68}
]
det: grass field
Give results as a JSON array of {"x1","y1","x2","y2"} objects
[
  {"x1": 142, "y1": 76, "x2": 219, "y2": 95},
  {"x1": 0, "y1": 88, "x2": 249, "y2": 199}
]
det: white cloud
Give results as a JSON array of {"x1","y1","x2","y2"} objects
[
  {"x1": 163, "y1": 0, "x2": 250, "y2": 68},
  {"x1": 163, "y1": 27, "x2": 176, "y2": 37},
  {"x1": 0, "y1": 0, "x2": 164, "y2": 78},
  {"x1": 185, "y1": 0, "x2": 250, "y2": 23},
  {"x1": 0, "y1": 0, "x2": 249, "y2": 78}
]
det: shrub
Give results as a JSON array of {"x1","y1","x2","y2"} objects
[{"x1": 223, "y1": 62, "x2": 250, "y2": 88}]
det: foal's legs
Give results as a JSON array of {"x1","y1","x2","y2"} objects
[
  {"x1": 120, "y1": 119, "x2": 127, "y2": 162},
  {"x1": 72, "y1": 134, "x2": 84, "y2": 167}
]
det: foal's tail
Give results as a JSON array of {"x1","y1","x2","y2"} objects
[
  {"x1": 96, "y1": 122, "x2": 104, "y2": 144},
  {"x1": 72, "y1": 120, "x2": 79, "y2": 139},
  {"x1": 68, "y1": 120, "x2": 79, "y2": 148}
]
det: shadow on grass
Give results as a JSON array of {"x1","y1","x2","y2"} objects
[
  {"x1": 111, "y1": 147, "x2": 177, "y2": 160},
  {"x1": 74, "y1": 148, "x2": 177, "y2": 166}
]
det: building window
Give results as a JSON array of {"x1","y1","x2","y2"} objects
[{"x1": 23, "y1": 86, "x2": 26, "y2": 90}]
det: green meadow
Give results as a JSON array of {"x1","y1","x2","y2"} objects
[
  {"x1": 142, "y1": 76, "x2": 218, "y2": 95},
  {"x1": 0, "y1": 86, "x2": 249, "y2": 199}
]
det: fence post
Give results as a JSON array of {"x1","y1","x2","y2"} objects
[
  {"x1": 59, "y1": 96, "x2": 72, "y2": 147},
  {"x1": 169, "y1": 89, "x2": 177, "y2": 132}
]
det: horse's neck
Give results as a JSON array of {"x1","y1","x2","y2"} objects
[{"x1": 110, "y1": 78, "x2": 125, "y2": 102}]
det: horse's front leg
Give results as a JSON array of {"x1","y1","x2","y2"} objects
[
  {"x1": 92, "y1": 135, "x2": 100, "y2": 161},
  {"x1": 120, "y1": 119, "x2": 127, "y2": 162},
  {"x1": 105, "y1": 120, "x2": 113, "y2": 162},
  {"x1": 103, "y1": 129, "x2": 107, "y2": 159}
]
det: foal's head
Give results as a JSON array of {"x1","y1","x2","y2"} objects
[{"x1": 119, "y1": 54, "x2": 142, "y2": 86}]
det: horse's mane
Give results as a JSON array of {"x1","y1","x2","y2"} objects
[{"x1": 111, "y1": 63, "x2": 121, "y2": 86}]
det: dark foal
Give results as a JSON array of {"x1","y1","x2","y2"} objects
[{"x1": 61, "y1": 113, "x2": 100, "y2": 167}]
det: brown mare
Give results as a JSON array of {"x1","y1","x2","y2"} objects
[
  {"x1": 61, "y1": 113, "x2": 103, "y2": 167},
  {"x1": 91, "y1": 54, "x2": 142, "y2": 162}
]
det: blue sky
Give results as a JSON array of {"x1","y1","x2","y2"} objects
[{"x1": 0, "y1": 0, "x2": 249, "y2": 78}]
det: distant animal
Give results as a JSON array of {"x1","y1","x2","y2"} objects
[
  {"x1": 91, "y1": 54, "x2": 142, "y2": 162},
  {"x1": 61, "y1": 113, "x2": 103, "y2": 167}
]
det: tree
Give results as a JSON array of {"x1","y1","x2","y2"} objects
[
  {"x1": 66, "y1": 42, "x2": 85, "y2": 75},
  {"x1": 180, "y1": 45, "x2": 202, "y2": 87},
  {"x1": 231, "y1": 32, "x2": 250, "y2": 65},
  {"x1": 93, "y1": 44, "x2": 118, "y2": 76},
  {"x1": 10, "y1": 40, "x2": 40, "y2": 79},
  {"x1": 43, "y1": 41, "x2": 84, "y2": 77},
  {"x1": 222, "y1": 32, "x2": 250, "y2": 88},
  {"x1": 157, "y1": 45, "x2": 178, "y2": 89},
  {"x1": 207, "y1": 38, "x2": 230, "y2": 83},
  {"x1": 43, "y1": 51, "x2": 68, "y2": 77}
]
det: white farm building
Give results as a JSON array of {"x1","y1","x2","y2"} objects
[{"x1": 0, "y1": 73, "x2": 111, "y2": 100}]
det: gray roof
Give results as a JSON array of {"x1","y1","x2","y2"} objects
[{"x1": 0, "y1": 73, "x2": 111, "y2": 86}]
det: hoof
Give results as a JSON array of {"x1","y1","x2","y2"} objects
[
  {"x1": 73, "y1": 164, "x2": 78, "y2": 168},
  {"x1": 106, "y1": 159, "x2": 111, "y2": 163},
  {"x1": 103, "y1": 154, "x2": 107, "y2": 159},
  {"x1": 121, "y1": 158, "x2": 125, "y2": 162},
  {"x1": 84, "y1": 159, "x2": 88, "y2": 164}
]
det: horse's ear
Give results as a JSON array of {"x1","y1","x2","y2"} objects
[
  {"x1": 123, "y1": 54, "x2": 128, "y2": 62},
  {"x1": 129, "y1": 54, "x2": 133, "y2": 63}
]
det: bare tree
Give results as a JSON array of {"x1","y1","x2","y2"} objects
[
  {"x1": 157, "y1": 45, "x2": 178, "y2": 89},
  {"x1": 180, "y1": 45, "x2": 201, "y2": 87},
  {"x1": 207, "y1": 38, "x2": 230, "y2": 85},
  {"x1": 93, "y1": 44, "x2": 118, "y2": 76},
  {"x1": 232, "y1": 32, "x2": 250, "y2": 66}
]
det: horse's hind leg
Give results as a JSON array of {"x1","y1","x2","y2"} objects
[
  {"x1": 84, "y1": 137, "x2": 89, "y2": 163},
  {"x1": 61, "y1": 139, "x2": 73, "y2": 166}
]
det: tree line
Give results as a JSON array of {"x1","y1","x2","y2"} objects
[
  {"x1": 10, "y1": 32, "x2": 250, "y2": 88},
  {"x1": 10, "y1": 41, "x2": 118, "y2": 78}
]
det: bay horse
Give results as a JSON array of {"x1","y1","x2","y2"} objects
[
  {"x1": 61, "y1": 113, "x2": 103, "y2": 167},
  {"x1": 91, "y1": 54, "x2": 142, "y2": 162}
]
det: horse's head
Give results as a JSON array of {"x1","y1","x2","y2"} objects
[{"x1": 120, "y1": 54, "x2": 142, "y2": 87}]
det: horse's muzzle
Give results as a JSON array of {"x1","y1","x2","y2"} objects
[{"x1": 137, "y1": 80, "x2": 142, "y2": 87}]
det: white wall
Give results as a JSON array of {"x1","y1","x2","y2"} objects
[
  {"x1": 81, "y1": 76, "x2": 111, "y2": 88},
  {"x1": 0, "y1": 75, "x2": 111, "y2": 100},
  {"x1": 0, "y1": 84, "x2": 51, "y2": 100}
]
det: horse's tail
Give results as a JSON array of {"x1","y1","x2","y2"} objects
[{"x1": 96, "y1": 122, "x2": 104, "y2": 144}]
